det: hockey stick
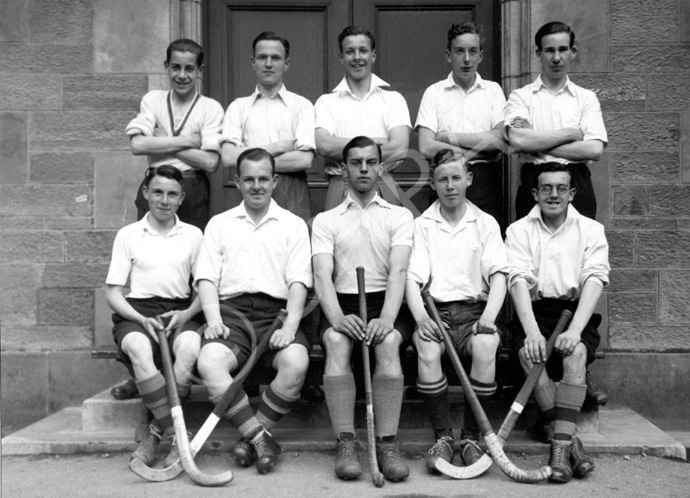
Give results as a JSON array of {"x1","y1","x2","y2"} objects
[
  {"x1": 422, "y1": 290, "x2": 552, "y2": 483},
  {"x1": 434, "y1": 305, "x2": 572, "y2": 478},
  {"x1": 130, "y1": 305, "x2": 286, "y2": 484},
  {"x1": 357, "y1": 267, "x2": 385, "y2": 488}
]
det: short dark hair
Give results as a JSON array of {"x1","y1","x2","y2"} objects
[
  {"x1": 165, "y1": 38, "x2": 204, "y2": 67},
  {"x1": 236, "y1": 148, "x2": 276, "y2": 177},
  {"x1": 430, "y1": 149, "x2": 467, "y2": 177},
  {"x1": 252, "y1": 31, "x2": 290, "y2": 58},
  {"x1": 342, "y1": 136, "x2": 382, "y2": 163},
  {"x1": 338, "y1": 26, "x2": 376, "y2": 52},
  {"x1": 447, "y1": 21, "x2": 484, "y2": 51},
  {"x1": 536, "y1": 162, "x2": 572, "y2": 186},
  {"x1": 143, "y1": 165, "x2": 183, "y2": 187},
  {"x1": 535, "y1": 21, "x2": 575, "y2": 51}
]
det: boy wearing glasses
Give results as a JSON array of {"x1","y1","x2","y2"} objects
[{"x1": 505, "y1": 162, "x2": 609, "y2": 484}]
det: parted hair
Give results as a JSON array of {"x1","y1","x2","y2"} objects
[
  {"x1": 252, "y1": 31, "x2": 290, "y2": 58},
  {"x1": 338, "y1": 26, "x2": 376, "y2": 52},
  {"x1": 165, "y1": 38, "x2": 204, "y2": 67},
  {"x1": 143, "y1": 165, "x2": 183, "y2": 187},
  {"x1": 536, "y1": 161, "x2": 573, "y2": 184},
  {"x1": 429, "y1": 149, "x2": 468, "y2": 177},
  {"x1": 236, "y1": 148, "x2": 276, "y2": 177},
  {"x1": 535, "y1": 21, "x2": 575, "y2": 51},
  {"x1": 342, "y1": 136, "x2": 382, "y2": 163},
  {"x1": 447, "y1": 21, "x2": 484, "y2": 50}
]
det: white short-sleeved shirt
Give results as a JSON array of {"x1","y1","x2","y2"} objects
[
  {"x1": 408, "y1": 200, "x2": 510, "y2": 303},
  {"x1": 194, "y1": 200, "x2": 312, "y2": 300},
  {"x1": 106, "y1": 214, "x2": 203, "y2": 299},
  {"x1": 218, "y1": 85, "x2": 316, "y2": 152},
  {"x1": 125, "y1": 90, "x2": 224, "y2": 172},
  {"x1": 314, "y1": 74, "x2": 411, "y2": 175},
  {"x1": 504, "y1": 75, "x2": 608, "y2": 165},
  {"x1": 312, "y1": 193, "x2": 414, "y2": 293},
  {"x1": 415, "y1": 72, "x2": 506, "y2": 135},
  {"x1": 505, "y1": 205, "x2": 610, "y2": 301}
]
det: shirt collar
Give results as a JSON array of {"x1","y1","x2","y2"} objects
[
  {"x1": 332, "y1": 73, "x2": 390, "y2": 98},
  {"x1": 338, "y1": 192, "x2": 390, "y2": 214},
  {"x1": 235, "y1": 198, "x2": 282, "y2": 225},
  {"x1": 141, "y1": 213, "x2": 181, "y2": 237},
  {"x1": 422, "y1": 199, "x2": 479, "y2": 225},
  {"x1": 442, "y1": 72, "x2": 486, "y2": 93},
  {"x1": 251, "y1": 84, "x2": 288, "y2": 105},
  {"x1": 530, "y1": 74, "x2": 575, "y2": 95},
  {"x1": 527, "y1": 203, "x2": 581, "y2": 229}
]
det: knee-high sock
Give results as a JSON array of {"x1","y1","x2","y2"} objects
[
  {"x1": 323, "y1": 374, "x2": 356, "y2": 438},
  {"x1": 136, "y1": 372, "x2": 173, "y2": 436},
  {"x1": 462, "y1": 377, "x2": 497, "y2": 441},
  {"x1": 533, "y1": 379, "x2": 558, "y2": 425},
  {"x1": 209, "y1": 390, "x2": 261, "y2": 440},
  {"x1": 417, "y1": 375, "x2": 452, "y2": 439},
  {"x1": 553, "y1": 381, "x2": 586, "y2": 441},
  {"x1": 372, "y1": 375, "x2": 404, "y2": 439},
  {"x1": 256, "y1": 381, "x2": 300, "y2": 431}
]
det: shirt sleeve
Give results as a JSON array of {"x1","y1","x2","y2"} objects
[
  {"x1": 200, "y1": 98, "x2": 224, "y2": 152},
  {"x1": 414, "y1": 85, "x2": 439, "y2": 133},
  {"x1": 579, "y1": 222, "x2": 610, "y2": 288},
  {"x1": 294, "y1": 97, "x2": 316, "y2": 152},
  {"x1": 385, "y1": 91, "x2": 412, "y2": 131},
  {"x1": 505, "y1": 222, "x2": 539, "y2": 293},
  {"x1": 314, "y1": 95, "x2": 336, "y2": 135},
  {"x1": 489, "y1": 83, "x2": 507, "y2": 130},
  {"x1": 579, "y1": 90, "x2": 608, "y2": 144},
  {"x1": 219, "y1": 98, "x2": 245, "y2": 147},
  {"x1": 193, "y1": 218, "x2": 224, "y2": 288},
  {"x1": 285, "y1": 218, "x2": 313, "y2": 288},
  {"x1": 503, "y1": 88, "x2": 529, "y2": 140},
  {"x1": 311, "y1": 212, "x2": 335, "y2": 256},
  {"x1": 480, "y1": 215, "x2": 511, "y2": 280},
  {"x1": 406, "y1": 219, "x2": 431, "y2": 286},
  {"x1": 105, "y1": 229, "x2": 132, "y2": 286},
  {"x1": 390, "y1": 208, "x2": 414, "y2": 247},
  {"x1": 125, "y1": 92, "x2": 157, "y2": 137}
]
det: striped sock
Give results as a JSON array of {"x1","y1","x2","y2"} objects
[
  {"x1": 533, "y1": 379, "x2": 557, "y2": 425},
  {"x1": 461, "y1": 377, "x2": 497, "y2": 441},
  {"x1": 553, "y1": 381, "x2": 586, "y2": 441},
  {"x1": 323, "y1": 374, "x2": 356, "y2": 438},
  {"x1": 210, "y1": 390, "x2": 261, "y2": 440},
  {"x1": 417, "y1": 375, "x2": 452, "y2": 439},
  {"x1": 372, "y1": 374, "x2": 404, "y2": 438},
  {"x1": 256, "y1": 381, "x2": 300, "y2": 431},
  {"x1": 136, "y1": 372, "x2": 173, "y2": 436}
]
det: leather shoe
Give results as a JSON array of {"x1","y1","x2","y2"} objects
[
  {"x1": 570, "y1": 436, "x2": 595, "y2": 478},
  {"x1": 251, "y1": 429, "x2": 282, "y2": 474},
  {"x1": 334, "y1": 433, "x2": 361, "y2": 480},
  {"x1": 460, "y1": 439, "x2": 485, "y2": 466},
  {"x1": 548, "y1": 440, "x2": 573, "y2": 484},
  {"x1": 231, "y1": 437, "x2": 256, "y2": 467},
  {"x1": 376, "y1": 437, "x2": 409, "y2": 482},
  {"x1": 425, "y1": 436, "x2": 454, "y2": 474},
  {"x1": 111, "y1": 378, "x2": 138, "y2": 400}
]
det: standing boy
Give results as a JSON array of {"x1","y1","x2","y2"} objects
[
  {"x1": 505, "y1": 22, "x2": 607, "y2": 220},
  {"x1": 312, "y1": 136, "x2": 414, "y2": 482},
  {"x1": 416, "y1": 22, "x2": 507, "y2": 225},
  {"x1": 220, "y1": 31, "x2": 316, "y2": 221},
  {"x1": 505, "y1": 162, "x2": 609, "y2": 483},
  {"x1": 405, "y1": 149, "x2": 509, "y2": 473},
  {"x1": 195, "y1": 148, "x2": 312, "y2": 474},
  {"x1": 315, "y1": 27, "x2": 411, "y2": 210}
]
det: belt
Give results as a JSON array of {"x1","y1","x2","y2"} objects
[{"x1": 181, "y1": 170, "x2": 205, "y2": 178}]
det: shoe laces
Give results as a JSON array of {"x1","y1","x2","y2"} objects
[
  {"x1": 378, "y1": 442, "x2": 401, "y2": 461},
  {"x1": 428, "y1": 436, "x2": 453, "y2": 456},
  {"x1": 550, "y1": 441, "x2": 569, "y2": 464},
  {"x1": 338, "y1": 437, "x2": 360, "y2": 457},
  {"x1": 168, "y1": 431, "x2": 192, "y2": 447},
  {"x1": 251, "y1": 430, "x2": 272, "y2": 455}
]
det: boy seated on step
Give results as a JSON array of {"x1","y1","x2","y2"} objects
[
  {"x1": 505, "y1": 162, "x2": 609, "y2": 484},
  {"x1": 405, "y1": 149, "x2": 509, "y2": 474}
]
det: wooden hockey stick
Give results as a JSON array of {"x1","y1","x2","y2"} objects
[
  {"x1": 422, "y1": 290, "x2": 552, "y2": 483},
  {"x1": 357, "y1": 267, "x2": 385, "y2": 488}
]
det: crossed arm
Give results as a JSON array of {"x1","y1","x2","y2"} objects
[
  {"x1": 221, "y1": 141, "x2": 314, "y2": 174},
  {"x1": 507, "y1": 117, "x2": 603, "y2": 161},
  {"x1": 418, "y1": 124, "x2": 507, "y2": 161},
  {"x1": 130, "y1": 128, "x2": 220, "y2": 172},
  {"x1": 315, "y1": 125, "x2": 409, "y2": 167}
]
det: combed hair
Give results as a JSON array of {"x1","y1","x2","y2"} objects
[
  {"x1": 144, "y1": 165, "x2": 183, "y2": 187},
  {"x1": 536, "y1": 161, "x2": 572, "y2": 186},
  {"x1": 252, "y1": 31, "x2": 290, "y2": 58},
  {"x1": 447, "y1": 21, "x2": 484, "y2": 50},
  {"x1": 338, "y1": 26, "x2": 375, "y2": 52},
  {"x1": 430, "y1": 149, "x2": 467, "y2": 177},
  {"x1": 535, "y1": 21, "x2": 575, "y2": 51},
  {"x1": 165, "y1": 38, "x2": 204, "y2": 66},
  {"x1": 342, "y1": 136, "x2": 382, "y2": 163},
  {"x1": 237, "y1": 148, "x2": 276, "y2": 176}
]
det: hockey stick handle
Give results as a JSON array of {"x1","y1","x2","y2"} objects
[
  {"x1": 497, "y1": 309, "x2": 572, "y2": 443},
  {"x1": 422, "y1": 290, "x2": 551, "y2": 483},
  {"x1": 357, "y1": 266, "x2": 385, "y2": 488}
]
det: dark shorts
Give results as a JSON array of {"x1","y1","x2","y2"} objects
[
  {"x1": 112, "y1": 296, "x2": 203, "y2": 375},
  {"x1": 508, "y1": 298, "x2": 601, "y2": 381},
  {"x1": 136, "y1": 170, "x2": 210, "y2": 231},
  {"x1": 273, "y1": 171, "x2": 311, "y2": 223},
  {"x1": 515, "y1": 162, "x2": 596, "y2": 220},
  {"x1": 202, "y1": 293, "x2": 311, "y2": 372},
  {"x1": 466, "y1": 159, "x2": 505, "y2": 231},
  {"x1": 318, "y1": 291, "x2": 414, "y2": 352}
]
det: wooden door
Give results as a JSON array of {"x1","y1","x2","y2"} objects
[{"x1": 205, "y1": 0, "x2": 500, "y2": 219}]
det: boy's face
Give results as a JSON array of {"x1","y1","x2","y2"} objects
[
  {"x1": 447, "y1": 33, "x2": 483, "y2": 87},
  {"x1": 342, "y1": 145, "x2": 381, "y2": 194},
  {"x1": 537, "y1": 32, "x2": 576, "y2": 83},
  {"x1": 142, "y1": 175, "x2": 184, "y2": 223},
  {"x1": 165, "y1": 50, "x2": 201, "y2": 98},
  {"x1": 532, "y1": 171, "x2": 575, "y2": 222},
  {"x1": 430, "y1": 160, "x2": 472, "y2": 209},
  {"x1": 340, "y1": 35, "x2": 375, "y2": 82},
  {"x1": 252, "y1": 40, "x2": 289, "y2": 89},
  {"x1": 235, "y1": 158, "x2": 277, "y2": 212}
]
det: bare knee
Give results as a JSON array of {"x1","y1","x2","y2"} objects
[
  {"x1": 374, "y1": 332, "x2": 403, "y2": 375},
  {"x1": 470, "y1": 333, "x2": 500, "y2": 364},
  {"x1": 562, "y1": 343, "x2": 587, "y2": 382},
  {"x1": 173, "y1": 331, "x2": 201, "y2": 365},
  {"x1": 323, "y1": 328, "x2": 353, "y2": 374},
  {"x1": 121, "y1": 333, "x2": 156, "y2": 378},
  {"x1": 274, "y1": 345, "x2": 309, "y2": 391},
  {"x1": 413, "y1": 331, "x2": 442, "y2": 368},
  {"x1": 197, "y1": 343, "x2": 235, "y2": 380}
]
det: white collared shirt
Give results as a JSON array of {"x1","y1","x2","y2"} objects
[
  {"x1": 218, "y1": 84, "x2": 316, "y2": 152},
  {"x1": 194, "y1": 199, "x2": 312, "y2": 300},
  {"x1": 312, "y1": 193, "x2": 414, "y2": 293},
  {"x1": 505, "y1": 205, "x2": 610, "y2": 301},
  {"x1": 125, "y1": 90, "x2": 224, "y2": 171},
  {"x1": 415, "y1": 72, "x2": 506, "y2": 134},
  {"x1": 504, "y1": 75, "x2": 608, "y2": 165},
  {"x1": 314, "y1": 74, "x2": 411, "y2": 175},
  {"x1": 408, "y1": 200, "x2": 510, "y2": 303},
  {"x1": 106, "y1": 214, "x2": 203, "y2": 299}
]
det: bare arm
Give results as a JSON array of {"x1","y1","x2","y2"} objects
[
  {"x1": 507, "y1": 125, "x2": 583, "y2": 153},
  {"x1": 379, "y1": 125, "x2": 410, "y2": 166},
  {"x1": 435, "y1": 128, "x2": 508, "y2": 154},
  {"x1": 405, "y1": 279, "x2": 442, "y2": 342},
  {"x1": 476, "y1": 272, "x2": 507, "y2": 333},
  {"x1": 106, "y1": 285, "x2": 163, "y2": 342},
  {"x1": 129, "y1": 133, "x2": 200, "y2": 156},
  {"x1": 173, "y1": 149, "x2": 220, "y2": 173},
  {"x1": 273, "y1": 150, "x2": 315, "y2": 173},
  {"x1": 198, "y1": 279, "x2": 229, "y2": 340},
  {"x1": 547, "y1": 139, "x2": 605, "y2": 162},
  {"x1": 315, "y1": 128, "x2": 350, "y2": 161},
  {"x1": 417, "y1": 126, "x2": 466, "y2": 160},
  {"x1": 554, "y1": 279, "x2": 603, "y2": 356},
  {"x1": 509, "y1": 279, "x2": 546, "y2": 363},
  {"x1": 270, "y1": 282, "x2": 308, "y2": 349}
]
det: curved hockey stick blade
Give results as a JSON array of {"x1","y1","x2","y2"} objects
[{"x1": 434, "y1": 452, "x2": 493, "y2": 479}]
